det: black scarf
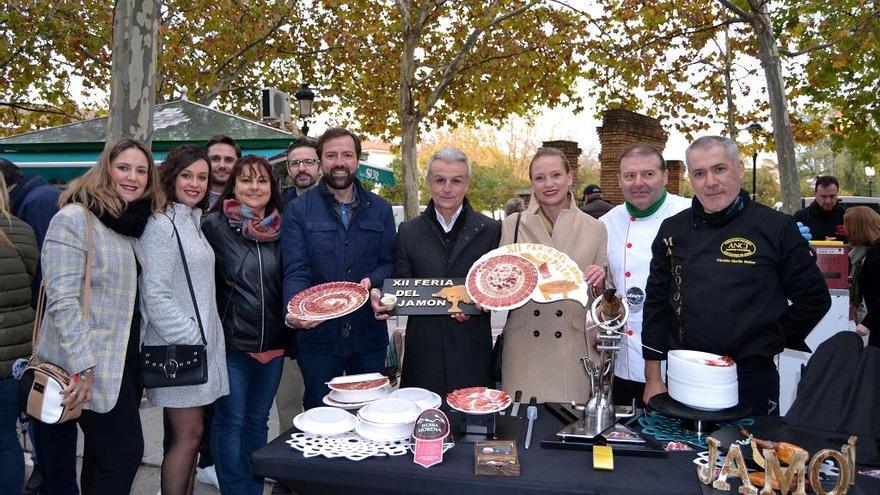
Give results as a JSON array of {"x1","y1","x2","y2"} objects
[
  {"x1": 692, "y1": 189, "x2": 750, "y2": 227},
  {"x1": 90, "y1": 197, "x2": 152, "y2": 238}
]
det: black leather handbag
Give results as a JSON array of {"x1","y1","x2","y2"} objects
[{"x1": 140, "y1": 216, "x2": 208, "y2": 389}]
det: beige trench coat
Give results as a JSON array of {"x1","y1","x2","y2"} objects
[{"x1": 499, "y1": 194, "x2": 607, "y2": 403}]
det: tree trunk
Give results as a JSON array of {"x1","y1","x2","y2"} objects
[
  {"x1": 748, "y1": 1, "x2": 800, "y2": 213},
  {"x1": 398, "y1": 3, "x2": 422, "y2": 220},
  {"x1": 723, "y1": 25, "x2": 737, "y2": 140},
  {"x1": 106, "y1": 0, "x2": 160, "y2": 150}
]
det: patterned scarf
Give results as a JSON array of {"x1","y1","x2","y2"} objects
[{"x1": 222, "y1": 198, "x2": 281, "y2": 242}]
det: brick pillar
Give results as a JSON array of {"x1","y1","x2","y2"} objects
[
  {"x1": 542, "y1": 140, "x2": 582, "y2": 194},
  {"x1": 666, "y1": 160, "x2": 686, "y2": 196},
  {"x1": 597, "y1": 109, "x2": 669, "y2": 205}
]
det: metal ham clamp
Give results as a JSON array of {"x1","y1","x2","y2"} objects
[{"x1": 556, "y1": 265, "x2": 635, "y2": 440}]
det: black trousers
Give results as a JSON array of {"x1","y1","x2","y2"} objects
[
  {"x1": 612, "y1": 376, "x2": 646, "y2": 408},
  {"x1": 737, "y1": 360, "x2": 780, "y2": 417}
]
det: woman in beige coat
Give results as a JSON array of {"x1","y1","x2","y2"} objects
[{"x1": 499, "y1": 147, "x2": 607, "y2": 404}]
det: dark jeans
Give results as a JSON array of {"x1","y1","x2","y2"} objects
[
  {"x1": 297, "y1": 348, "x2": 386, "y2": 410},
  {"x1": 0, "y1": 377, "x2": 24, "y2": 495},
  {"x1": 211, "y1": 351, "x2": 283, "y2": 495},
  {"x1": 32, "y1": 417, "x2": 78, "y2": 495}
]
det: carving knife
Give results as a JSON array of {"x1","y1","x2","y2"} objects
[
  {"x1": 524, "y1": 396, "x2": 537, "y2": 449},
  {"x1": 509, "y1": 390, "x2": 523, "y2": 418}
]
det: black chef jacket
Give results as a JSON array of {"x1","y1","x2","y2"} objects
[
  {"x1": 642, "y1": 191, "x2": 831, "y2": 412},
  {"x1": 792, "y1": 201, "x2": 847, "y2": 243}
]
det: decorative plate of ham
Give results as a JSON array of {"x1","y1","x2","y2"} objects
[
  {"x1": 466, "y1": 253, "x2": 539, "y2": 311},
  {"x1": 446, "y1": 387, "x2": 511, "y2": 415},
  {"x1": 326, "y1": 373, "x2": 390, "y2": 392},
  {"x1": 288, "y1": 281, "x2": 368, "y2": 321}
]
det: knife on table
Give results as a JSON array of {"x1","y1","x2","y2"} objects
[
  {"x1": 509, "y1": 390, "x2": 523, "y2": 418},
  {"x1": 524, "y1": 396, "x2": 537, "y2": 449}
]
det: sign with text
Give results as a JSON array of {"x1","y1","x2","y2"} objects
[{"x1": 380, "y1": 278, "x2": 481, "y2": 316}]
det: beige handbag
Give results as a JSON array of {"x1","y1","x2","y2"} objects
[{"x1": 18, "y1": 209, "x2": 94, "y2": 424}]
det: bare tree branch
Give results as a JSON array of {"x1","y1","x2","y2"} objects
[
  {"x1": 717, "y1": 0, "x2": 752, "y2": 22},
  {"x1": 780, "y1": 42, "x2": 833, "y2": 57},
  {"x1": 0, "y1": 100, "x2": 82, "y2": 119}
]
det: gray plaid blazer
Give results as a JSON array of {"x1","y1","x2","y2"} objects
[{"x1": 35, "y1": 204, "x2": 139, "y2": 413}]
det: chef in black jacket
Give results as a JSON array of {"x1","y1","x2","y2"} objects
[{"x1": 641, "y1": 135, "x2": 831, "y2": 416}]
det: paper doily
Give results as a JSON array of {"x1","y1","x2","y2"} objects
[{"x1": 285, "y1": 431, "x2": 453, "y2": 462}]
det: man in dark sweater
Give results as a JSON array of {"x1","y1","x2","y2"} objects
[
  {"x1": 642, "y1": 136, "x2": 831, "y2": 416},
  {"x1": 793, "y1": 175, "x2": 847, "y2": 242}
]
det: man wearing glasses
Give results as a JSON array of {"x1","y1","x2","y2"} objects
[{"x1": 282, "y1": 137, "x2": 322, "y2": 206}]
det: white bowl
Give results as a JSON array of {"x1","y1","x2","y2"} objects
[
  {"x1": 328, "y1": 385, "x2": 391, "y2": 404},
  {"x1": 355, "y1": 418, "x2": 412, "y2": 442},
  {"x1": 292, "y1": 407, "x2": 356, "y2": 436},
  {"x1": 358, "y1": 398, "x2": 421, "y2": 425},
  {"x1": 388, "y1": 388, "x2": 442, "y2": 410},
  {"x1": 667, "y1": 373, "x2": 738, "y2": 411}
]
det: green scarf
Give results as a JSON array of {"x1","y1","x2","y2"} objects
[{"x1": 625, "y1": 190, "x2": 667, "y2": 218}]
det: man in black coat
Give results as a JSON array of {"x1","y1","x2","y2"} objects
[
  {"x1": 792, "y1": 175, "x2": 847, "y2": 242},
  {"x1": 372, "y1": 148, "x2": 501, "y2": 396}
]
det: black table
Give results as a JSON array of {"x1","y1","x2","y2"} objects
[{"x1": 253, "y1": 412, "x2": 880, "y2": 495}]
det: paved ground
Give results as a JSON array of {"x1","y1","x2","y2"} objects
[{"x1": 22, "y1": 397, "x2": 282, "y2": 495}]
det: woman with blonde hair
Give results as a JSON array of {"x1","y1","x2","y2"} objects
[
  {"x1": 844, "y1": 206, "x2": 880, "y2": 348},
  {"x1": 31, "y1": 138, "x2": 165, "y2": 494},
  {"x1": 0, "y1": 174, "x2": 38, "y2": 494},
  {"x1": 498, "y1": 147, "x2": 607, "y2": 403}
]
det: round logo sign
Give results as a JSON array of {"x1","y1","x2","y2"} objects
[{"x1": 412, "y1": 409, "x2": 450, "y2": 441}]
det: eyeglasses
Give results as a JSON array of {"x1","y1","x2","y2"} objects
[{"x1": 288, "y1": 159, "x2": 320, "y2": 168}]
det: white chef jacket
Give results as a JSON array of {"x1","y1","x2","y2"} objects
[{"x1": 600, "y1": 193, "x2": 691, "y2": 382}]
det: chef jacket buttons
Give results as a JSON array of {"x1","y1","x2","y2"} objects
[
  {"x1": 554, "y1": 331, "x2": 562, "y2": 338},
  {"x1": 625, "y1": 271, "x2": 631, "y2": 278},
  {"x1": 627, "y1": 242, "x2": 632, "y2": 248},
  {"x1": 533, "y1": 309, "x2": 540, "y2": 317},
  {"x1": 630, "y1": 216, "x2": 636, "y2": 222},
  {"x1": 533, "y1": 330, "x2": 540, "y2": 337},
  {"x1": 555, "y1": 310, "x2": 563, "y2": 317}
]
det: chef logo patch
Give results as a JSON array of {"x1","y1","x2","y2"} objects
[
  {"x1": 717, "y1": 237, "x2": 756, "y2": 265},
  {"x1": 625, "y1": 287, "x2": 645, "y2": 312}
]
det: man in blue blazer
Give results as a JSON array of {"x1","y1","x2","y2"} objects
[{"x1": 282, "y1": 127, "x2": 396, "y2": 409}]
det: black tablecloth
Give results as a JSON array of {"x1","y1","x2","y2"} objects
[{"x1": 252, "y1": 412, "x2": 880, "y2": 495}]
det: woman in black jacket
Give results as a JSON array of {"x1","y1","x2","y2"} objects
[
  {"x1": 845, "y1": 206, "x2": 880, "y2": 347},
  {"x1": 201, "y1": 155, "x2": 287, "y2": 495}
]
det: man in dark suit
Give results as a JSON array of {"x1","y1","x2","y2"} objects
[{"x1": 372, "y1": 148, "x2": 502, "y2": 396}]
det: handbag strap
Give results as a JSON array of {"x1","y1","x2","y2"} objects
[
  {"x1": 165, "y1": 212, "x2": 208, "y2": 346},
  {"x1": 30, "y1": 206, "x2": 94, "y2": 356},
  {"x1": 513, "y1": 212, "x2": 522, "y2": 243}
]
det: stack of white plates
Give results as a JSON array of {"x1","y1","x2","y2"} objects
[
  {"x1": 322, "y1": 373, "x2": 392, "y2": 409},
  {"x1": 667, "y1": 350, "x2": 738, "y2": 411},
  {"x1": 292, "y1": 407, "x2": 356, "y2": 436},
  {"x1": 355, "y1": 398, "x2": 421, "y2": 442}
]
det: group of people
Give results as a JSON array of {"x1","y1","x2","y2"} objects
[{"x1": 1, "y1": 126, "x2": 878, "y2": 495}]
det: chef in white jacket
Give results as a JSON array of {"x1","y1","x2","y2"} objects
[{"x1": 600, "y1": 144, "x2": 690, "y2": 406}]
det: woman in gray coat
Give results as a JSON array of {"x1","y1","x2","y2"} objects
[{"x1": 137, "y1": 146, "x2": 228, "y2": 495}]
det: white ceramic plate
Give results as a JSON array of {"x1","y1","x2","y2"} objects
[
  {"x1": 292, "y1": 407, "x2": 356, "y2": 436},
  {"x1": 358, "y1": 398, "x2": 421, "y2": 425},
  {"x1": 322, "y1": 394, "x2": 374, "y2": 410},
  {"x1": 389, "y1": 388, "x2": 442, "y2": 410},
  {"x1": 328, "y1": 385, "x2": 392, "y2": 404},
  {"x1": 326, "y1": 373, "x2": 390, "y2": 392},
  {"x1": 355, "y1": 418, "x2": 412, "y2": 442}
]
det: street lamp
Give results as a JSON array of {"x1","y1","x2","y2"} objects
[
  {"x1": 294, "y1": 83, "x2": 315, "y2": 136},
  {"x1": 737, "y1": 123, "x2": 764, "y2": 200},
  {"x1": 866, "y1": 165, "x2": 876, "y2": 197}
]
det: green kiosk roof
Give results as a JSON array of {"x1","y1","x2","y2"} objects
[{"x1": 0, "y1": 99, "x2": 394, "y2": 185}]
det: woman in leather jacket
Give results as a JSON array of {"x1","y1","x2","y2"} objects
[{"x1": 201, "y1": 155, "x2": 287, "y2": 495}]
